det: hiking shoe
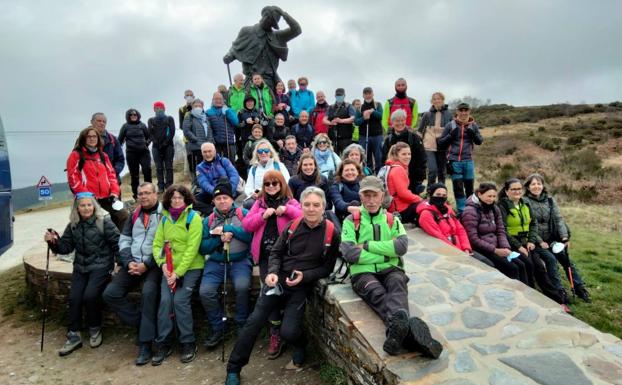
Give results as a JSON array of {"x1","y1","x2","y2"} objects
[
  {"x1": 89, "y1": 327, "x2": 102, "y2": 348},
  {"x1": 561, "y1": 303, "x2": 573, "y2": 314},
  {"x1": 402, "y1": 317, "x2": 443, "y2": 359},
  {"x1": 151, "y1": 344, "x2": 172, "y2": 366},
  {"x1": 135, "y1": 343, "x2": 152, "y2": 366},
  {"x1": 383, "y1": 310, "x2": 410, "y2": 356},
  {"x1": 204, "y1": 329, "x2": 224, "y2": 350},
  {"x1": 180, "y1": 342, "x2": 198, "y2": 363},
  {"x1": 559, "y1": 288, "x2": 570, "y2": 305},
  {"x1": 224, "y1": 372, "x2": 241, "y2": 385},
  {"x1": 267, "y1": 329, "x2": 284, "y2": 359},
  {"x1": 575, "y1": 285, "x2": 591, "y2": 303},
  {"x1": 59, "y1": 331, "x2": 82, "y2": 357},
  {"x1": 285, "y1": 347, "x2": 305, "y2": 370}
]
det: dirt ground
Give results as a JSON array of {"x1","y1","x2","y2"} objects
[{"x1": 0, "y1": 317, "x2": 326, "y2": 385}]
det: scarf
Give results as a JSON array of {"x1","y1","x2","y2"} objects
[
  {"x1": 169, "y1": 205, "x2": 186, "y2": 221},
  {"x1": 254, "y1": 85, "x2": 266, "y2": 114}
]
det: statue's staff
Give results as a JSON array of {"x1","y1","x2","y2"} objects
[{"x1": 226, "y1": 63, "x2": 233, "y2": 88}]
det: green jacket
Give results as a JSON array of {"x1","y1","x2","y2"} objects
[
  {"x1": 248, "y1": 85, "x2": 274, "y2": 118},
  {"x1": 498, "y1": 197, "x2": 538, "y2": 250},
  {"x1": 153, "y1": 206, "x2": 204, "y2": 277},
  {"x1": 228, "y1": 85, "x2": 246, "y2": 113},
  {"x1": 340, "y1": 207, "x2": 408, "y2": 276}
]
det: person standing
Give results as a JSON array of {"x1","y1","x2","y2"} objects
[
  {"x1": 324, "y1": 88, "x2": 355, "y2": 155},
  {"x1": 148, "y1": 101, "x2": 176, "y2": 192},
  {"x1": 228, "y1": 74, "x2": 246, "y2": 113},
  {"x1": 418, "y1": 92, "x2": 452, "y2": 185},
  {"x1": 90, "y1": 112, "x2": 125, "y2": 185},
  {"x1": 119, "y1": 108, "x2": 152, "y2": 200},
  {"x1": 207, "y1": 92, "x2": 239, "y2": 160},
  {"x1": 355, "y1": 87, "x2": 384, "y2": 173},
  {"x1": 311, "y1": 91, "x2": 330, "y2": 135},
  {"x1": 290, "y1": 76, "x2": 315, "y2": 119},
  {"x1": 183, "y1": 98, "x2": 214, "y2": 183},
  {"x1": 381, "y1": 78, "x2": 419, "y2": 130}
]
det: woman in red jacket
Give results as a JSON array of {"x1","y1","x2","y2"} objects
[
  {"x1": 416, "y1": 183, "x2": 494, "y2": 267},
  {"x1": 66, "y1": 127, "x2": 128, "y2": 229},
  {"x1": 385, "y1": 142, "x2": 422, "y2": 223}
]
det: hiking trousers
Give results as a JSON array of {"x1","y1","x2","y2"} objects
[
  {"x1": 152, "y1": 145, "x2": 174, "y2": 191},
  {"x1": 351, "y1": 267, "x2": 409, "y2": 325},
  {"x1": 126, "y1": 149, "x2": 152, "y2": 199},
  {"x1": 68, "y1": 267, "x2": 110, "y2": 332}
]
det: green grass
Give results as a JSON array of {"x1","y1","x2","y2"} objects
[{"x1": 319, "y1": 363, "x2": 348, "y2": 385}]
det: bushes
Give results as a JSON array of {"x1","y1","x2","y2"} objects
[{"x1": 562, "y1": 148, "x2": 603, "y2": 179}]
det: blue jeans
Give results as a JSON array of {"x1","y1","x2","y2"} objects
[
  {"x1": 156, "y1": 268, "x2": 202, "y2": 345},
  {"x1": 450, "y1": 160, "x2": 475, "y2": 214},
  {"x1": 199, "y1": 259, "x2": 252, "y2": 332},
  {"x1": 359, "y1": 135, "x2": 384, "y2": 173},
  {"x1": 537, "y1": 247, "x2": 584, "y2": 288}
]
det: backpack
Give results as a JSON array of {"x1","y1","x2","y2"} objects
[
  {"x1": 376, "y1": 164, "x2": 400, "y2": 210},
  {"x1": 388, "y1": 96, "x2": 416, "y2": 115},
  {"x1": 161, "y1": 209, "x2": 197, "y2": 230},
  {"x1": 130, "y1": 205, "x2": 163, "y2": 228},
  {"x1": 70, "y1": 148, "x2": 107, "y2": 172},
  {"x1": 251, "y1": 160, "x2": 280, "y2": 179},
  {"x1": 286, "y1": 217, "x2": 335, "y2": 258},
  {"x1": 207, "y1": 207, "x2": 244, "y2": 227}
]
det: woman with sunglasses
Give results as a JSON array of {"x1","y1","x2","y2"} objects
[
  {"x1": 243, "y1": 139, "x2": 290, "y2": 209},
  {"x1": 311, "y1": 133, "x2": 341, "y2": 179},
  {"x1": 118, "y1": 108, "x2": 152, "y2": 200},
  {"x1": 499, "y1": 178, "x2": 569, "y2": 312},
  {"x1": 242, "y1": 170, "x2": 302, "y2": 359}
]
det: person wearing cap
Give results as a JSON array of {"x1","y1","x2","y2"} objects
[
  {"x1": 44, "y1": 192, "x2": 120, "y2": 357},
  {"x1": 195, "y1": 142, "x2": 240, "y2": 216},
  {"x1": 381, "y1": 77, "x2": 419, "y2": 130},
  {"x1": 290, "y1": 76, "x2": 315, "y2": 119},
  {"x1": 148, "y1": 101, "x2": 176, "y2": 193},
  {"x1": 228, "y1": 74, "x2": 246, "y2": 113},
  {"x1": 198, "y1": 179, "x2": 252, "y2": 349},
  {"x1": 183, "y1": 98, "x2": 214, "y2": 184},
  {"x1": 207, "y1": 92, "x2": 239, "y2": 160},
  {"x1": 340, "y1": 176, "x2": 442, "y2": 358},
  {"x1": 119, "y1": 108, "x2": 152, "y2": 200},
  {"x1": 103, "y1": 182, "x2": 163, "y2": 365},
  {"x1": 226, "y1": 186, "x2": 339, "y2": 385},
  {"x1": 354, "y1": 87, "x2": 384, "y2": 173},
  {"x1": 323, "y1": 88, "x2": 356, "y2": 155},
  {"x1": 437, "y1": 102, "x2": 483, "y2": 215}
]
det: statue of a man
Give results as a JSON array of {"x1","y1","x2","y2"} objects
[{"x1": 223, "y1": 6, "x2": 301, "y2": 91}]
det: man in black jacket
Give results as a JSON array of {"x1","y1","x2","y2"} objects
[
  {"x1": 382, "y1": 109, "x2": 427, "y2": 194},
  {"x1": 148, "y1": 101, "x2": 176, "y2": 193},
  {"x1": 225, "y1": 187, "x2": 339, "y2": 385},
  {"x1": 324, "y1": 88, "x2": 355, "y2": 155}
]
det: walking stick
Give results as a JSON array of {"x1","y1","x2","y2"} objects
[
  {"x1": 226, "y1": 63, "x2": 233, "y2": 88},
  {"x1": 40, "y1": 242, "x2": 51, "y2": 352},
  {"x1": 221, "y1": 240, "x2": 230, "y2": 362},
  {"x1": 164, "y1": 241, "x2": 177, "y2": 337},
  {"x1": 568, "y1": 266, "x2": 576, "y2": 298}
]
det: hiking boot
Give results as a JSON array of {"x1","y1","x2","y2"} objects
[
  {"x1": 402, "y1": 317, "x2": 443, "y2": 359},
  {"x1": 224, "y1": 372, "x2": 241, "y2": 385},
  {"x1": 267, "y1": 329, "x2": 284, "y2": 359},
  {"x1": 575, "y1": 285, "x2": 591, "y2": 303},
  {"x1": 383, "y1": 310, "x2": 410, "y2": 356},
  {"x1": 151, "y1": 344, "x2": 172, "y2": 366},
  {"x1": 135, "y1": 343, "x2": 152, "y2": 366},
  {"x1": 180, "y1": 342, "x2": 198, "y2": 363},
  {"x1": 559, "y1": 288, "x2": 570, "y2": 305},
  {"x1": 561, "y1": 303, "x2": 573, "y2": 314},
  {"x1": 89, "y1": 327, "x2": 102, "y2": 348},
  {"x1": 204, "y1": 329, "x2": 224, "y2": 350},
  {"x1": 59, "y1": 331, "x2": 82, "y2": 357},
  {"x1": 285, "y1": 347, "x2": 305, "y2": 370}
]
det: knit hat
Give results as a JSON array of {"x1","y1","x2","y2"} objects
[
  {"x1": 213, "y1": 177, "x2": 234, "y2": 199},
  {"x1": 427, "y1": 183, "x2": 447, "y2": 196},
  {"x1": 153, "y1": 101, "x2": 165, "y2": 109}
]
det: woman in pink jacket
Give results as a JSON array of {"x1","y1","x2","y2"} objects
[{"x1": 241, "y1": 169, "x2": 302, "y2": 359}]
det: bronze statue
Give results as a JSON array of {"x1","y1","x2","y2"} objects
[{"x1": 223, "y1": 6, "x2": 301, "y2": 91}]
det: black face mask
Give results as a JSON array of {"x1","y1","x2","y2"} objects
[
  {"x1": 430, "y1": 196, "x2": 447, "y2": 212},
  {"x1": 395, "y1": 90, "x2": 407, "y2": 98},
  {"x1": 481, "y1": 201, "x2": 495, "y2": 211}
]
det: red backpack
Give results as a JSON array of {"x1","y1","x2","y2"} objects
[
  {"x1": 350, "y1": 210, "x2": 394, "y2": 242},
  {"x1": 287, "y1": 217, "x2": 335, "y2": 257}
]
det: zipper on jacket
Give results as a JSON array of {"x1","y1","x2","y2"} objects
[{"x1": 458, "y1": 125, "x2": 465, "y2": 161}]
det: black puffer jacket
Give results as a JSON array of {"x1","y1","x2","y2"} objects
[
  {"x1": 118, "y1": 109, "x2": 151, "y2": 152},
  {"x1": 52, "y1": 215, "x2": 120, "y2": 273},
  {"x1": 148, "y1": 114, "x2": 176, "y2": 149}
]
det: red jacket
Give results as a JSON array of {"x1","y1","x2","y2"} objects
[
  {"x1": 416, "y1": 201, "x2": 471, "y2": 252},
  {"x1": 66, "y1": 147, "x2": 120, "y2": 199},
  {"x1": 385, "y1": 159, "x2": 422, "y2": 213}
]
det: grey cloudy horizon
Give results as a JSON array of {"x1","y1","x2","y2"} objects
[{"x1": 1, "y1": 0, "x2": 621, "y2": 188}]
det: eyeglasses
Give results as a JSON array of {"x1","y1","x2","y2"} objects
[
  {"x1": 137, "y1": 191, "x2": 155, "y2": 196},
  {"x1": 86, "y1": 135, "x2": 98, "y2": 139},
  {"x1": 257, "y1": 148, "x2": 271, "y2": 155},
  {"x1": 263, "y1": 181, "x2": 280, "y2": 187},
  {"x1": 317, "y1": 141, "x2": 328, "y2": 145},
  {"x1": 508, "y1": 188, "x2": 523, "y2": 192}
]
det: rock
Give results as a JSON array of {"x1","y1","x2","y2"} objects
[
  {"x1": 445, "y1": 330, "x2": 487, "y2": 340},
  {"x1": 584, "y1": 356, "x2": 622, "y2": 384},
  {"x1": 546, "y1": 313, "x2": 589, "y2": 328},
  {"x1": 499, "y1": 352, "x2": 593, "y2": 385},
  {"x1": 511, "y1": 307, "x2": 539, "y2": 323},
  {"x1": 488, "y1": 368, "x2": 527, "y2": 385},
  {"x1": 28, "y1": 375, "x2": 38, "y2": 383},
  {"x1": 438, "y1": 380, "x2": 477, "y2": 385},
  {"x1": 426, "y1": 270, "x2": 451, "y2": 289},
  {"x1": 454, "y1": 350, "x2": 476, "y2": 373},
  {"x1": 470, "y1": 343, "x2": 510, "y2": 355},
  {"x1": 501, "y1": 324, "x2": 524, "y2": 339},
  {"x1": 605, "y1": 344, "x2": 622, "y2": 358},
  {"x1": 451, "y1": 267, "x2": 475, "y2": 277},
  {"x1": 462, "y1": 308, "x2": 504, "y2": 329},
  {"x1": 484, "y1": 288, "x2": 516, "y2": 311},
  {"x1": 429, "y1": 312, "x2": 455, "y2": 326},
  {"x1": 407, "y1": 251, "x2": 439, "y2": 265},
  {"x1": 468, "y1": 271, "x2": 504, "y2": 285},
  {"x1": 410, "y1": 285, "x2": 446, "y2": 307},
  {"x1": 450, "y1": 283, "x2": 477, "y2": 303}
]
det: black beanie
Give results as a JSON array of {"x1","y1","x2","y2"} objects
[
  {"x1": 427, "y1": 183, "x2": 447, "y2": 197},
  {"x1": 213, "y1": 177, "x2": 234, "y2": 199}
]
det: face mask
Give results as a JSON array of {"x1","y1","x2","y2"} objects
[
  {"x1": 430, "y1": 196, "x2": 447, "y2": 208},
  {"x1": 364, "y1": 98, "x2": 373, "y2": 103},
  {"x1": 299, "y1": 85, "x2": 307, "y2": 91},
  {"x1": 481, "y1": 201, "x2": 495, "y2": 210},
  {"x1": 192, "y1": 107, "x2": 203, "y2": 115},
  {"x1": 335, "y1": 95, "x2": 345, "y2": 103},
  {"x1": 185, "y1": 95, "x2": 195, "y2": 104},
  {"x1": 155, "y1": 110, "x2": 165, "y2": 118},
  {"x1": 395, "y1": 90, "x2": 406, "y2": 98}
]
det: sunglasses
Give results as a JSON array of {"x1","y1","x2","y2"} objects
[
  {"x1": 257, "y1": 148, "x2": 270, "y2": 155},
  {"x1": 317, "y1": 141, "x2": 328, "y2": 145},
  {"x1": 263, "y1": 181, "x2": 280, "y2": 187},
  {"x1": 129, "y1": 113, "x2": 138, "y2": 116}
]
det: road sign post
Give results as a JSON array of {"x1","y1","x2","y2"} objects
[{"x1": 36, "y1": 176, "x2": 53, "y2": 202}]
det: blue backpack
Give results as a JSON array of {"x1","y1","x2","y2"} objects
[{"x1": 161, "y1": 209, "x2": 197, "y2": 230}]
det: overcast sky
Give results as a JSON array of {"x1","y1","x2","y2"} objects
[{"x1": 1, "y1": 0, "x2": 621, "y2": 188}]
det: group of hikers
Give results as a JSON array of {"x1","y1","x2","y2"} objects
[{"x1": 45, "y1": 74, "x2": 590, "y2": 385}]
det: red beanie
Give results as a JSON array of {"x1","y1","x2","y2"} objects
[{"x1": 153, "y1": 101, "x2": 165, "y2": 109}]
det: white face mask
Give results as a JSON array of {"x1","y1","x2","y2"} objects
[
  {"x1": 192, "y1": 107, "x2": 203, "y2": 115},
  {"x1": 185, "y1": 95, "x2": 195, "y2": 104}
]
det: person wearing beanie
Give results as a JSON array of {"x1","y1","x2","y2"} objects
[
  {"x1": 148, "y1": 101, "x2": 176, "y2": 193},
  {"x1": 118, "y1": 108, "x2": 152, "y2": 200},
  {"x1": 199, "y1": 177, "x2": 252, "y2": 350}
]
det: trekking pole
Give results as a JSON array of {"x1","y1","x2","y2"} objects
[
  {"x1": 226, "y1": 63, "x2": 233, "y2": 87},
  {"x1": 221, "y1": 240, "x2": 230, "y2": 362},
  {"x1": 365, "y1": 120, "x2": 370, "y2": 169},
  {"x1": 40, "y1": 243, "x2": 51, "y2": 352},
  {"x1": 164, "y1": 241, "x2": 177, "y2": 337},
  {"x1": 568, "y1": 266, "x2": 576, "y2": 298},
  {"x1": 224, "y1": 114, "x2": 232, "y2": 160}
]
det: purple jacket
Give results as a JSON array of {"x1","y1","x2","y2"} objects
[
  {"x1": 242, "y1": 197, "x2": 302, "y2": 263},
  {"x1": 460, "y1": 195, "x2": 510, "y2": 255}
]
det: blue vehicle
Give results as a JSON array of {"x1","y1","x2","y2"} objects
[{"x1": 0, "y1": 115, "x2": 13, "y2": 256}]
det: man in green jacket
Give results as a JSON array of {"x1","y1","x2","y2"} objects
[
  {"x1": 228, "y1": 73, "x2": 246, "y2": 113},
  {"x1": 340, "y1": 176, "x2": 442, "y2": 358}
]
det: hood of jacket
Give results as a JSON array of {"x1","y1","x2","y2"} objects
[{"x1": 125, "y1": 108, "x2": 142, "y2": 124}]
